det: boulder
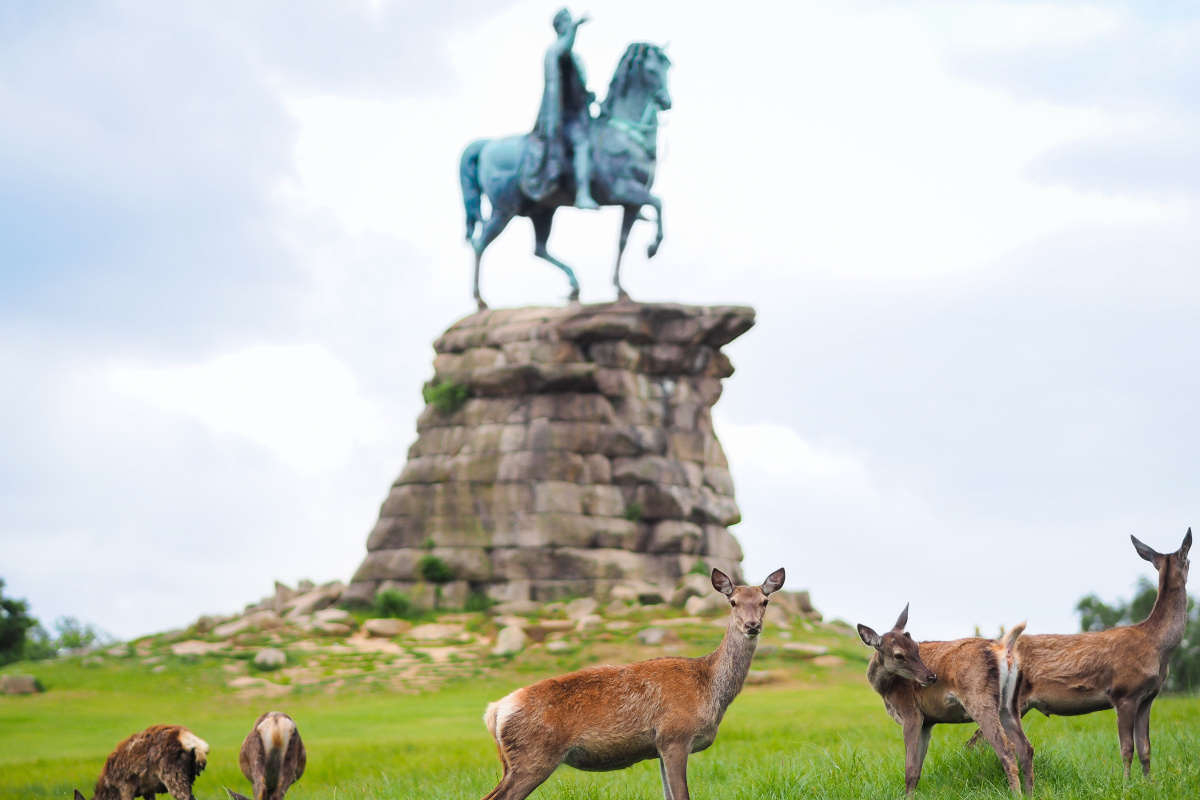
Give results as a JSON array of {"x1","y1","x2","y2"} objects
[
  {"x1": 363, "y1": 618, "x2": 412, "y2": 638},
  {"x1": 492, "y1": 625, "x2": 528, "y2": 656},
  {"x1": 347, "y1": 303, "x2": 753, "y2": 605},
  {"x1": 636, "y1": 627, "x2": 679, "y2": 646},
  {"x1": 0, "y1": 674, "x2": 43, "y2": 694},
  {"x1": 685, "y1": 593, "x2": 727, "y2": 617},
  {"x1": 407, "y1": 623, "x2": 466, "y2": 642},
  {"x1": 782, "y1": 643, "x2": 829, "y2": 657},
  {"x1": 313, "y1": 608, "x2": 355, "y2": 625},
  {"x1": 671, "y1": 574, "x2": 714, "y2": 607},
  {"x1": 253, "y1": 648, "x2": 287, "y2": 670},
  {"x1": 564, "y1": 597, "x2": 599, "y2": 620}
]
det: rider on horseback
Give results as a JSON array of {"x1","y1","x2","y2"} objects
[{"x1": 519, "y1": 8, "x2": 600, "y2": 210}]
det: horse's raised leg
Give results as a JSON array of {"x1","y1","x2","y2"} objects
[
  {"x1": 645, "y1": 194, "x2": 663, "y2": 258},
  {"x1": 472, "y1": 208, "x2": 516, "y2": 310},
  {"x1": 614, "y1": 204, "x2": 640, "y2": 301},
  {"x1": 531, "y1": 209, "x2": 580, "y2": 303}
]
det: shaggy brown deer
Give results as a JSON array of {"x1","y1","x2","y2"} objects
[
  {"x1": 968, "y1": 529, "x2": 1191, "y2": 777},
  {"x1": 480, "y1": 567, "x2": 785, "y2": 800},
  {"x1": 225, "y1": 711, "x2": 306, "y2": 800},
  {"x1": 858, "y1": 605, "x2": 1032, "y2": 795},
  {"x1": 73, "y1": 724, "x2": 209, "y2": 800}
]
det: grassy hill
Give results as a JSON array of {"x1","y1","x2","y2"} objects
[{"x1": 2, "y1": 607, "x2": 1197, "y2": 799}]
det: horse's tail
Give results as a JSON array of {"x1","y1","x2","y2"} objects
[{"x1": 460, "y1": 139, "x2": 487, "y2": 241}]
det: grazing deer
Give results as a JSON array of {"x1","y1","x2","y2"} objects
[
  {"x1": 480, "y1": 567, "x2": 785, "y2": 800},
  {"x1": 858, "y1": 605, "x2": 1032, "y2": 795},
  {"x1": 73, "y1": 724, "x2": 208, "y2": 800},
  {"x1": 967, "y1": 529, "x2": 1192, "y2": 777},
  {"x1": 225, "y1": 711, "x2": 306, "y2": 800}
]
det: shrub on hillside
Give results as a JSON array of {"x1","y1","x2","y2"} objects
[
  {"x1": 418, "y1": 555, "x2": 454, "y2": 584},
  {"x1": 374, "y1": 589, "x2": 416, "y2": 620},
  {"x1": 422, "y1": 380, "x2": 470, "y2": 415}
]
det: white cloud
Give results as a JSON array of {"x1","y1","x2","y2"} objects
[{"x1": 108, "y1": 344, "x2": 383, "y2": 472}]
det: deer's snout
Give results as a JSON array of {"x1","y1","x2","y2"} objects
[
  {"x1": 743, "y1": 621, "x2": 762, "y2": 636},
  {"x1": 921, "y1": 673, "x2": 937, "y2": 686}
]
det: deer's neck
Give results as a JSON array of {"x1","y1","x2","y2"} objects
[
  {"x1": 866, "y1": 652, "x2": 896, "y2": 698},
  {"x1": 708, "y1": 622, "x2": 758, "y2": 712},
  {"x1": 1143, "y1": 564, "x2": 1188, "y2": 651}
]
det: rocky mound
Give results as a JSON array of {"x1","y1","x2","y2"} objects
[{"x1": 344, "y1": 302, "x2": 756, "y2": 611}]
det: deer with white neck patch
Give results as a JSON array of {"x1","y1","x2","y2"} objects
[{"x1": 480, "y1": 568, "x2": 785, "y2": 800}]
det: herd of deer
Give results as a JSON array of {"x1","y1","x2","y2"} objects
[{"x1": 73, "y1": 529, "x2": 1189, "y2": 800}]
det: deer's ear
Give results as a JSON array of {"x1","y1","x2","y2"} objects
[
  {"x1": 893, "y1": 603, "x2": 909, "y2": 632},
  {"x1": 1181, "y1": 528, "x2": 1192, "y2": 559},
  {"x1": 1131, "y1": 535, "x2": 1161, "y2": 565},
  {"x1": 857, "y1": 624, "x2": 882, "y2": 648},
  {"x1": 761, "y1": 568, "x2": 785, "y2": 596},
  {"x1": 711, "y1": 569, "x2": 735, "y2": 598}
]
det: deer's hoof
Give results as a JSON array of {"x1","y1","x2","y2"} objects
[
  {"x1": 476, "y1": 299, "x2": 489, "y2": 311},
  {"x1": 647, "y1": 242, "x2": 660, "y2": 258}
]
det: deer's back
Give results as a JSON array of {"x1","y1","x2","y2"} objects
[
  {"x1": 911, "y1": 639, "x2": 1006, "y2": 724},
  {"x1": 1017, "y1": 629, "x2": 1162, "y2": 715},
  {"x1": 490, "y1": 657, "x2": 716, "y2": 771}
]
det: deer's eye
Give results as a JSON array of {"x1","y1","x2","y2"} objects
[
  {"x1": 730, "y1": 601, "x2": 738, "y2": 607},
  {"x1": 894, "y1": 653, "x2": 906, "y2": 661}
]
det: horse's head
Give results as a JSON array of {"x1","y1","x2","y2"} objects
[{"x1": 602, "y1": 43, "x2": 672, "y2": 118}]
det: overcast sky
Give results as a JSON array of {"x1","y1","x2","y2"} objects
[{"x1": 1, "y1": 0, "x2": 1195, "y2": 641}]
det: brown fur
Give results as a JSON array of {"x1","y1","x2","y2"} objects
[
  {"x1": 859, "y1": 607, "x2": 1032, "y2": 795},
  {"x1": 995, "y1": 529, "x2": 1191, "y2": 778},
  {"x1": 74, "y1": 724, "x2": 208, "y2": 800},
  {"x1": 480, "y1": 568, "x2": 785, "y2": 800},
  {"x1": 226, "y1": 711, "x2": 306, "y2": 800}
]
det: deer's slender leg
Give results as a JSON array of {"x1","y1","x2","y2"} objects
[
  {"x1": 999, "y1": 707, "x2": 1035, "y2": 794},
  {"x1": 1134, "y1": 694, "x2": 1155, "y2": 777},
  {"x1": 971, "y1": 708, "x2": 1023, "y2": 795},
  {"x1": 902, "y1": 716, "x2": 927, "y2": 795},
  {"x1": 614, "y1": 204, "x2": 640, "y2": 301},
  {"x1": 658, "y1": 756, "x2": 674, "y2": 800},
  {"x1": 1115, "y1": 696, "x2": 1139, "y2": 778},
  {"x1": 531, "y1": 209, "x2": 580, "y2": 302},
  {"x1": 657, "y1": 741, "x2": 691, "y2": 800},
  {"x1": 485, "y1": 762, "x2": 559, "y2": 800}
]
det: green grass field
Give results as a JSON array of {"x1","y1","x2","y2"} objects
[{"x1": 3, "y1": 620, "x2": 1197, "y2": 800}]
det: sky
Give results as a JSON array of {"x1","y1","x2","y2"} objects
[{"x1": 1, "y1": 0, "x2": 1196, "y2": 641}]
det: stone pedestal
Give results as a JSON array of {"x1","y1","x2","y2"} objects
[{"x1": 344, "y1": 302, "x2": 754, "y2": 608}]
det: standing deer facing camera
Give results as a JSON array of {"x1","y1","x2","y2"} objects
[
  {"x1": 858, "y1": 605, "x2": 1033, "y2": 795},
  {"x1": 967, "y1": 529, "x2": 1192, "y2": 778},
  {"x1": 480, "y1": 567, "x2": 785, "y2": 800}
]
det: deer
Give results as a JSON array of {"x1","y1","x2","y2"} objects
[
  {"x1": 857, "y1": 605, "x2": 1033, "y2": 795},
  {"x1": 966, "y1": 528, "x2": 1192, "y2": 778},
  {"x1": 73, "y1": 724, "x2": 208, "y2": 800},
  {"x1": 479, "y1": 567, "x2": 785, "y2": 800},
  {"x1": 225, "y1": 711, "x2": 306, "y2": 800}
]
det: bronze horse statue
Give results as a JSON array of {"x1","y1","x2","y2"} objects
[{"x1": 459, "y1": 43, "x2": 671, "y2": 309}]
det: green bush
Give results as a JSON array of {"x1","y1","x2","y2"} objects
[
  {"x1": 465, "y1": 591, "x2": 496, "y2": 613},
  {"x1": 1, "y1": 578, "x2": 37, "y2": 666},
  {"x1": 422, "y1": 380, "x2": 470, "y2": 415},
  {"x1": 419, "y1": 555, "x2": 454, "y2": 584},
  {"x1": 622, "y1": 502, "x2": 643, "y2": 522},
  {"x1": 373, "y1": 589, "x2": 415, "y2": 619},
  {"x1": 688, "y1": 560, "x2": 710, "y2": 577},
  {"x1": 1077, "y1": 577, "x2": 1200, "y2": 693}
]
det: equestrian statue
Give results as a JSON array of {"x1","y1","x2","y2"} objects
[{"x1": 459, "y1": 8, "x2": 672, "y2": 309}]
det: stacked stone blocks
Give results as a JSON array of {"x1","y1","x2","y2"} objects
[{"x1": 345, "y1": 302, "x2": 754, "y2": 607}]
